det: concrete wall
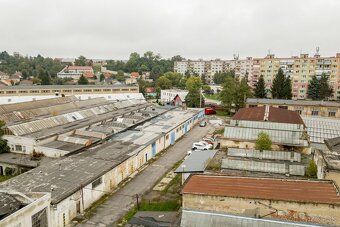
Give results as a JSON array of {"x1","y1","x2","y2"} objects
[
  {"x1": 0, "y1": 193, "x2": 51, "y2": 227},
  {"x1": 4, "y1": 135, "x2": 37, "y2": 155},
  {"x1": 247, "y1": 103, "x2": 340, "y2": 118},
  {"x1": 183, "y1": 194, "x2": 340, "y2": 226},
  {"x1": 220, "y1": 139, "x2": 311, "y2": 154}
]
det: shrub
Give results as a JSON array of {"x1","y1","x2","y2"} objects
[
  {"x1": 306, "y1": 159, "x2": 317, "y2": 178},
  {"x1": 255, "y1": 132, "x2": 272, "y2": 151}
]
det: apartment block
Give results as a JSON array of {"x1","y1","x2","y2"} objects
[
  {"x1": 174, "y1": 57, "x2": 252, "y2": 84},
  {"x1": 176, "y1": 52, "x2": 340, "y2": 100},
  {"x1": 251, "y1": 52, "x2": 340, "y2": 100}
]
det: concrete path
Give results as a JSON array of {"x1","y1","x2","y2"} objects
[{"x1": 78, "y1": 123, "x2": 213, "y2": 227}]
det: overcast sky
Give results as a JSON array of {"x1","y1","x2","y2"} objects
[{"x1": 1, "y1": 0, "x2": 339, "y2": 60}]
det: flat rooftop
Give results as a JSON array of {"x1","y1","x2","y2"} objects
[
  {"x1": 182, "y1": 175, "x2": 340, "y2": 205},
  {"x1": 0, "y1": 141, "x2": 140, "y2": 204},
  {"x1": 0, "y1": 84, "x2": 138, "y2": 90},
  {"x1": 0, "y1": 153, "x2": 52, "y2": 168}
]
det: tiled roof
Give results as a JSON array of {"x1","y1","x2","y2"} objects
[
  {"x1": 233, "y1": 106, "x2": 304, "y2": 125},
  {"x1": 182, "y1": 175, "x2": 340, "y2": 205}
]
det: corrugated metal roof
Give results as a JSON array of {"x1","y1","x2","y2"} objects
[
  {"x1": 233, "y1": 106, "x2": 305, "y2": 126},
  {"x1": 174, "y1": 150, "x2": 217, "y2": 173},
  {"x1": 0, "y1": 84, "x2": 138, "y2": 90},
  {"x1": 228, "y1": 148, "x2": 301, "y2": 162},
  {"x1": 221, "y1": 158, "x2": 305, "y2": 176},
  {"x1": 181, "y1": 210, "x2": 324, "y2": 227},
  {"x1": 224, "y1": 126, "x2": 308, "y2": 146},
  {"x1": 182, "y1": 175, "x2": 340, "y2": 204},
  {"x1": 303, "y1": 117, "x2": 340, "y2": 144}
]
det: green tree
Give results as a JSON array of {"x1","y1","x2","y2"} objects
[
  {"x1": 0, "y1": 120, "x2": 10, "y2": 154},
  {"x1": 271, "y1": 68, "x2": 286, "y2": 99},
  {"x1": 255, "y1": 132, "x2": 272, "y2": 151},
  {"x1": 99, "y1": 74, "x2": 105, "y2": 82},
  {"x1": 202, "y1": 85, "x2": 211, "y2": 94},
  {"x1": 156, "y1": 76, "x2": 172, "y2": 89},
  {"x1": 78, "y1": 75, "x2": 89, "y2": 85},
  {"x1": 185, "y1": 76, "x2": 203, "y2": 108},
  {"x1": 307, "y1": 74, "x2": 333, "y2": 100},
  {"x1": 220, "y1": 77, "x2": 251, "y2": 113},
  {"x1": 319, "y1": 74, "x2": 333, "y2": 100},
  {"x1": 116, "y1": 70, "x2": 125, "y2": 82},
  {"x1": 74, "y1": 56, "x2": 88, "y2": 66},
  {"x1": 254, "y1": 75, "x2": 267, "y2": 98},
  {"x1": 163, "y1": 72, "x2": 183, "y2": 88},
  {"x1": 307, "y1": 75, "x2": 320, "y2": 100},
  {"x1": 283, "y1": 76, "x2": 292, "y2": 99},
  {"x1": 306, "y1": 159, "x2": 317, "y2": 178}
]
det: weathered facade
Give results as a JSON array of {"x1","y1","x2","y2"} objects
[{"x1": 182, "y1": 175, "x2": 340, "y2": 226}]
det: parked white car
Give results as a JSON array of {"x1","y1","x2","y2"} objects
[
  {"x1": 192, "y1": 142, "x2": 211, "y2": 150},
  {"x1": 199, "y1": 141, "x2": 213, "y2": 149}
]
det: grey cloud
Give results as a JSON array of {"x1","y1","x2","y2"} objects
[{"x1": 0, "y1": 0, "x2": 339, "y2": 59}]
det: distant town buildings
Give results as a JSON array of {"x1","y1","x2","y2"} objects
[
  {"x1": 57, "y1": 65, "x2": 94, "y2": 80},
  {"x1": 160, "y1": 89, "x2": 188, "y2": 105},
  {"x1": 175, "y1": 51, "x2": 340, "y2": 100}
]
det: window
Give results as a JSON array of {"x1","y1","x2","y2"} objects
[
  {"x1": 92, "y1": 177, "x2": 102, "y2": 189},
  {"x1": 312, "y1": 111, "x2": 319, "y2": 116},
  {"x1": 31, "y1": 208, "x2": 48, "y2": 227},
  {"x1": 295, "y1": 110, "x2": 302, "y2": 114},
  {"x1": 30, "y1": 90, "x2": 40, "y2": 93},
  {"x1": 84, "y1": 89, "x2": 92, "y2": 92},
  {"x1": 15, "y1": 145, "x2": 22, "y2": 151},
  {"x1": 166, "y1": 135, "x2": 169, "y2": 140},
  {"x1": 278, "y1": 106, "x2": 288, "y2": 109},
  {"x1": 103, "y1": 89, "x2": 111, "y2": 92},
  {"x1": 329, "y1": 112, "x2": 336, "y2": 117},
  {"x1": 6, "y1": 90, "x2": 16, "y2": 94}
]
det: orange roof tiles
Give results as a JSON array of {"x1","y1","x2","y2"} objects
[
  {"x1": 182, "y1": 175, "x2": 340, "y2": 205},
  {"x1": 233, "y1": 106, "x2": 305, "y2": 125}
]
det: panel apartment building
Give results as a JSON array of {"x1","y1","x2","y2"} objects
[
  {"x1": 174, "y1": 56, "x2": 253, "y2": 84},
  {"x1": 175, "y1": 52, "x2": 340, "y2": 100},
  {"x1": 251, "y1": 52, "x2": 340, "y2": 100}
]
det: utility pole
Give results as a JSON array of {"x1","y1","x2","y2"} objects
[{"x1": 136, "y1": 194, "x2": 140, "y2": 210}]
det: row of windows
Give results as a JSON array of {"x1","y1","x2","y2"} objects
[{"x1": 0, "y1": 88, "x2": 138, "y2": 94}]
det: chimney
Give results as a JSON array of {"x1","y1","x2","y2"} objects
[{"x1": 264, "y1": 105, "x2": 270, "y2": 121}]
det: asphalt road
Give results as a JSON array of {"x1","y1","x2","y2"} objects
[{"x1": 78, "y1": 123, "x2": 213, "y2": 227}]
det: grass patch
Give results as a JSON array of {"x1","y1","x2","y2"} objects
[
  {"x1": 0, "y1": 175, "x2": 13, "y2": 182},
  {"x1": 139, "y1": 200, "x2": 181, "y2": 211},
  {"x1": 216, "y1": 110, "x2": 229, "y2": 116},
  {"x1": 162, "y1": 173, "x2": 181, "y2": 195},
  {"x1": 213, "y1": 128, "x2": 225, "y2": 135},
  {"x1": 205, "y1": 94, "x2": 220, "y2": 101}
]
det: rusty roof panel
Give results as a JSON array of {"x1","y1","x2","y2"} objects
[{"x1": 182, "y1": 175, "x2": 340, "y2": 205}]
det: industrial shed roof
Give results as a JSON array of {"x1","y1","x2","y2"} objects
[
  {"x1": 0, "y1": 141, "x2": 140, "y2": 204},
  {"x1": 224, "y1": 126, "x2": 308, "y2": 146},
  {"x1": 325, "y1": 137, "x2": 340, "y2": 154},
  {"x1": 175, "y1": 150, "x2": 217, "y2": 173},
  {"x1": 0, "y1": 84, "x2": 138, "y2": 90},
  {"x1": 233, "y1": 106, "x2": 305, "y2": 126},
  {"x1": 181, "y1": 209, "x2": 324, "y2": 227},
  {"x1": 0, "y1": 96, "x2": 77, "y2": 114},
  {"x1": 182, "y1": 175, "x2": 340, "y2": 205},
  {"x1": 247, "y1": 98, "x2": 340, "y2": 108},
  {"x1": 303, "y1": 117, "x2": 340, "y2": 143}
]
